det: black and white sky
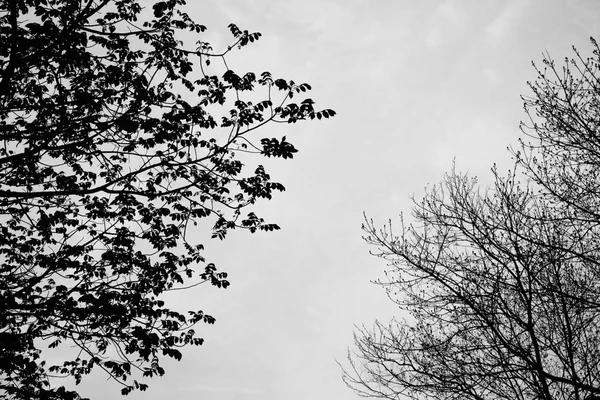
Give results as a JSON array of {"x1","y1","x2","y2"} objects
[{"x1": 79, "y1": 1, "x2": 599, "y2": 399}]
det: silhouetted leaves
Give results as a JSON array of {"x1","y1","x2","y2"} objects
[
  {"x1": 0, "y1": 0, "x2": 334, "y2": 399},
  {"x1": 260, "y1": 137, "x2": 298, "y2": 159}
]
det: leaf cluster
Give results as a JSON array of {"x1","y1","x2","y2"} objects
[{"x1": 0, "y1": 0, "x2": 335, "y2": 398}]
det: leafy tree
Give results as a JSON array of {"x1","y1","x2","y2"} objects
[
  {"x1": 0, "y1": 0, "x2": 335, "y2": 399},
  {"x1": 343, "y1": 39, "x2": 600, "y2": 400}
]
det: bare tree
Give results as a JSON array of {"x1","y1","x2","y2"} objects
[
  {"x1": 343, "y1": 39, "x2": 600, "y2": 400},
  {"x1": 517, "y1": 37, "x2": 600, "y2": 224}
]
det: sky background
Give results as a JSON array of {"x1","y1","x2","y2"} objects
[{"x1": 77, "y1": 1, "x2": 599, "y2": 399}]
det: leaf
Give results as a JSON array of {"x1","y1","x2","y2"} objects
[
  {"x1": 0, "y1": 1, "x2": 334, "y2": 397},
  {"x1": 153, "y1": 2, "x2": 168, "y2": 18}
]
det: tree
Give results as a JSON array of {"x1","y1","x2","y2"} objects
[
  {"x1": 342, "y1": 39, "x2": 600, "y2": 400},
  {"x1": 0, "y1": 1, "x2": 335, "y2": 399},
  {"x1": 515, "y1": 38, "x2": 600, "y2": 249}
]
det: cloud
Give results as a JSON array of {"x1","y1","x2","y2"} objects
[
  {"x1": 481, "y1": 68, "x2": 500, "y2": 86},
  {"x1": 424, "y1": 1, "x2": 468, "y2": 49},
  {"x1": 485, "y1": 0, "x2": 530, "y2": 44},
  {"x1": 185, "y1": 385, "x2": 264, "y2": 395}
]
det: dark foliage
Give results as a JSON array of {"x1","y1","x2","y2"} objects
[
  {"x1": 0, "y1": 0, "x2": 335, "y2": 398},
  {"x1": 343, "y1": 39, "x2": 600, "y2": 400}
]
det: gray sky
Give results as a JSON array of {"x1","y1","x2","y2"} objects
[{"x1": 78, "y1": 1, "x2": 599, "y2": 399}]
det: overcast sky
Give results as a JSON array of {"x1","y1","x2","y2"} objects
[{"x1": 78, "y1": 1, "x2": 599, "y2": 400}]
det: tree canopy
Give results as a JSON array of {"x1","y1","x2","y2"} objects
[
  {"x1": 0, "y1": 0, "x2": 335, "y2": 399},
  {"x1": 343, "y1": 39, "x2": 600, "y2": 400}
]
